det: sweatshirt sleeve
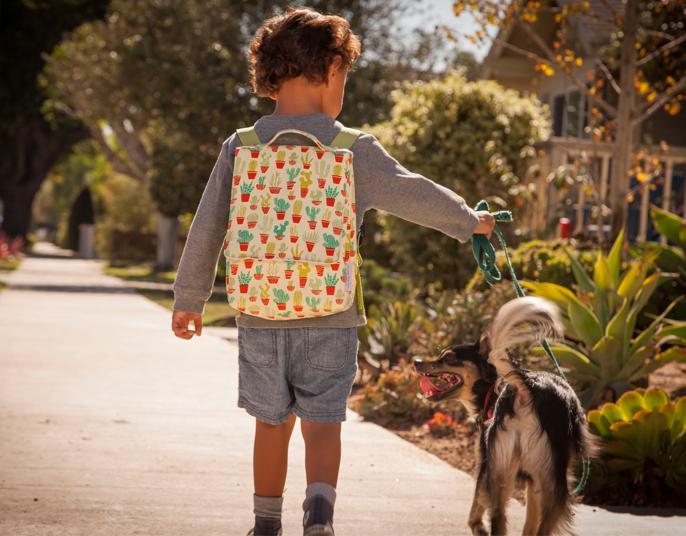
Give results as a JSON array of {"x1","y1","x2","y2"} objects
[
  {"x1": 357, "y1": 134, "x2": 480, "y2": 243},
  {"x1": 172, "y1": 135, "x2": 235, "y2": 313}
]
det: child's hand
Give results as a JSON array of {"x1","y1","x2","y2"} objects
[
  {"x1": 473, "y1": 211, "x2": 495, "y2": 238},
  {"x1": 172, "y1": 310, "x2": 203, "y2": 340}
]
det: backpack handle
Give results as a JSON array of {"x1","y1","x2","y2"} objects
[{"x1": 263, "y1": 129, "x2": 326, "y2": 150}]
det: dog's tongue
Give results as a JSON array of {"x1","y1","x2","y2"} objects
[{"x1": 419, "y1": 376, "x2": 439, "y2": 396}]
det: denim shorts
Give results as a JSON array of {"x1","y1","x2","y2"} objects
[{"x1": 236, "y1": 326, "x2": 359, "y2": 425}]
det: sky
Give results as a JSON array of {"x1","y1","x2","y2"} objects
[{"x1": 400, "y1": 0, "x2": 493, "y2": 61}]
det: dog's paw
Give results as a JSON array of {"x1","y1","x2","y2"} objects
[{"x1": 469, "y1": 521, "x2": 488, "y2": 536}]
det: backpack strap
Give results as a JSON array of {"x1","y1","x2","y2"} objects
[
  {"x1": 329, "y1": 127, "x2": 362, "y2": 149},
  {"x1": 236, "y1": 126, "x2": 261, "y2": 146}
]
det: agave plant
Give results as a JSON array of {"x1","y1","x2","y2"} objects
[
  {"x1": 588, "y1": 388, "x2": 686, "y2": 502},
  {"x1": 522, "y1": 229, "x2": 686, "y2": 407}
]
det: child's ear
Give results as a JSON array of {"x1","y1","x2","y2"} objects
[{"x1": 326, "y1": 55, "x2": 343, "y2": 85}]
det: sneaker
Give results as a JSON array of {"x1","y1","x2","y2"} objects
[
  {"x1": 247, "y1": 516, "x2": 283, "y2": 536},
  {"x1": 302, "y1": 495, "x2": 334, "y2": 536}
]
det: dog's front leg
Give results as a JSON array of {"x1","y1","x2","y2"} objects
[{"x1": 468, "y1": 470, "x2": 489, "y2": 536}]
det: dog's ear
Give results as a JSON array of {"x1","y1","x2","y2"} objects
[{"x1": 478, "y1": 333, "x2": 491, "y2": 357}]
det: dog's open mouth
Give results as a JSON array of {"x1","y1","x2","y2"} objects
[{"x1": 418, "y1": 372, "x2": 463, "y2": 400}]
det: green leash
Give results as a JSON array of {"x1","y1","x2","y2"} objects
[{"x1": 470, "y1": 199, "x2": 591, "y2": 496}]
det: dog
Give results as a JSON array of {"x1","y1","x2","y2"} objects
[{"x1": 414, "y1": 297, "x2": 596, "y2": 536}]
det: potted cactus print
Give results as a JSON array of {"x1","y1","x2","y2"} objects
[
  {"x1": 278, "y1": 242, "x2": 287, "y2": 259},
  {"x1": 310, "y1": 278, "x2": 322, "y2": 295},
  {"x1": 289, "y1": 225, "x2": 299, "y2": 243},
  {"x1": 256, "y1": 175, "x2": 266, "y2": 191},
  {"x1": 260, "y1": 193, "x2": 271, "y2": 214},
  {"x1": 233, "y1": 158, "x2": 246, "y2": 185},
  {"x1": 330, "y1": 261, "x2": 340, "y2": 271},
  {"x1": 306, "y1": 206, "x2": 320, "y2": 229},
  {"x1": 332, "y1": 218, "x2": 343, "y2": 235},
  {"x1": 325, "y1": 186, "x2": 338, "y2": 207},
  {"x1": 333, "y1": 151, "x2": 344, "y2": 163},
  {"x1": 265, "y1": 242, "x2": 276, "y2": 259},
  {"x1": 324, "y1": 274, "x2": 338, "y2": 295},
  {"x1": 230, "y1": 262, "x2": 238, "y2": 275},
  {"x1": 284, "y1": 260, "x2": 295, "y2": 279},
  {"x1": 237, "y1": 230, "x2": 253, "y2": 252},
  {"x1": 249, "y1": 287, "x2": 258, "y2": 302},
  {"x1": 236, "y1": 206, "x2": 247, "y2": 225},
  {"x1": 250, "y1": 147, "x2": 260, "y2": 159},
  {"x1": 335, "y1": 288, "x2": 344, "y2": 305},
  {"x1": 323, "y1": 298, "x2": 333, "y2": 312},
  {"x1": 322, "y1": 234, "x2": 339, "y2": 256},
  {"x1": 244, "y1": 257, "x2": 255, "y2": 269},
  {"x1": 268, "y1": 173, "x2": 282, "y2": 194},
  {"x1": 276, "y1": 149, "x2": 286, "y2": 169},
  {"x1": 292, "y1": 200, "x2": 303, "y2": 223},
  {"x1": 238, "y1": 296, "x2": 246, "y2": 312},
  {"x1": 286, "y1": 168, "x2": 299, "y2": 190},
  {"x1": 266, "y1": 262, "x2": 280, "y2": 284},
  {"x1": 260, "y1": 284, "x2": 270, "y2": 305},
  {"x1": 249, "y1": 195, "x2": 258, "y2": 211},
  {"x1": 301, "y1": 152, "x2": 312, "y2": 170},
  {"x1": 259, "y1": 153, "x2": 270, "y2": 173},
  {"x1": 273, "y1": 221, "x2": 288, "y2": 240},
  {"x1": 293, "y1": 291, "x2": 304, "y2": 313},
  {"x1": 322, "y1": 209, "x2": 331, "y2": 228},
  {"x1": 259, "y1": 216, "x2": 273, "y2": 244},
  {"x1": 247, "y1": 159, "x2": 258, "y2": 180},
  {"x1": 299, "y1": 172, "x2": 312, "y2": 197},
  {"x1": 306, "y1": 296, "x2": 321, "y2": 312},
  {"x1": 304, "y1": 231, "x2": 318, "y2": 253},
  {"x1": 247, "y1": 213, "x2": 258, "y2": 229},
  {"x1": 310, "y1": 190, "x2": 323, "y2": 206},
  {"x1": 291, "y1": 243, "x2": 303, "y2": 260},
  {"x1": 297, "y1": 263, "x2": 311, "y2": 287},
  {"x1": 332, "y1": 164, "x2": 342, "y2": 184},
  {"x1": 273, "y1": 288, "x2": 289, "y2": 311},
  {"x1": 273, "y1": 198, "x2": 290, "y2": 220},
  {"x1": 238, "y1": 272, "x2": 252, "y2": 293},
  {"x1": 315, "y1": 264, "x2": 325, "y2": 276},
  {"x1": 254, "y1": 265, "x2": 263, "y2": 280},
  {"x1": 334, "y1": 200, "x2": 344, "y2": 217},
  {"x1": 288, "y1": 151, "x2": 298, "y2": 166}
]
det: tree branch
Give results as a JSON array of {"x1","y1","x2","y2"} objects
[
  {"x1": 519, "y1": 22, "x2": 618, "y2": 117},
  {"x1": 632, "y1": 75, "x2": 686, "y2": 127},
  {"x1": 595, "y1": 59, "x2": 621, "y2": 95},
  {"x1": 636, "y1": 32, "x2": 686, "y2": 67}
]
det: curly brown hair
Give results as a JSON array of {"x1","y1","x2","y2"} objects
[{"x1": 248, "y1": 7, "x2": 362, "y2": 97}]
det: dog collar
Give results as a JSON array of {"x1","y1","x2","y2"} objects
[{"x1": 482, "y1": 383, "x2": 496, "y2": 420}]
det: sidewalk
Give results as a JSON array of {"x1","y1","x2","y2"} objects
[{"x1": 0, "y1": 243, "x2": 683, "y2": 535}]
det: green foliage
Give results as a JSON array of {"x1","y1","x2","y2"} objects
[
  {"x1": 350, "y1": 363, "x2": 434, "y2": 429},
  {"x1": 94, "y1": 174, "x2": 157, "y2": 261},
  {"x1": 273, "y1": 288, "x2": 289, "y2": 304},
  {"x1": 467, "y1": 240, "x2": 596, "y2": 292},
  {"x1": 322, "y1": 234, "x2": 339, "y2": 249},
  {"x1": 587, "y1": 388, "x2": 686, "y2": 506},
  {"x1": 364, "y1": 301, "x2": 422, "y2": 369},
  {"x1": 240, "y1": 183, "x2": 254, "y2": 194},
  {"x1": 523, "y1": 230, "x2": 686, "y2": 407},
  {"x1": 325, "y1": 186, "x2": 339, "y2": 198},
  {"x1": 324, "y1": 274, "x2": 338, "y2": 286},
  {"x1": 237, "y1": 272, "x2": 251, "y2": 285},
  {"x1": 368, "y1": 70, "x2": 548, "y2": 289}
]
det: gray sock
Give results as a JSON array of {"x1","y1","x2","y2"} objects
[
  {"x1": 253, "y1": 493, "x2": 283, "y2": 520},
  {"x1": 303, "y1": 481, "x2": 337, "y2": 508}
]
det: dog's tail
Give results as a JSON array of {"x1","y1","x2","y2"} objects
[{"x1": 487, "y1": 296, "x2": 563, "y2": 377}]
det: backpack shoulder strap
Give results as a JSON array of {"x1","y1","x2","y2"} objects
[
  {"x1": 329, "y1": 127, "x2": 362, "y2": 149},
  {"x1": 236, "y1": 125, "x2": 261, "y2": 146}
]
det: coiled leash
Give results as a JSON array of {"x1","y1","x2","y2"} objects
[{"x1": 470, "y1": 199, "x2": 591, "y2": 495}]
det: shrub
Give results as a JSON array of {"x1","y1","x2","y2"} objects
[
  {"x1": 367, "y1": 70, "x2": 549, "y2": 290},
  {"x1": 350, "y1": 362, "x2": 434, "y2": 429},
  {"x1": 524, "y1": 230, "x2": 686, "y2": 408},
  {"x1": 586, "y1": 387, "x2": 686, "y2": 506},
  {"x1": 466, "y1": 239, "x2": 596, "y2": 292}
]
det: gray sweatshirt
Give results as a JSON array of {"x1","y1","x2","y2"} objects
[{"x1": 172, "y1": 111, "x2": 480, "y2": 328}]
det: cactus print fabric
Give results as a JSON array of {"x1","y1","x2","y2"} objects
[{"x1": 224, "y1": 136, "x2": 358, "y2": 320}]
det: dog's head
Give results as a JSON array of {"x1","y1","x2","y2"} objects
[{"x1": 413, "y1": 337, "x2": 497, "y2": 414}]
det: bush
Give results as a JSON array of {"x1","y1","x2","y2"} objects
[
  {"x1": 466, "y1": 239, "x2": 596, "y2": 292},
  {"x1": 586, "y1": 387, "x2": 686, "y2": 506},
  {"x1": 367, "y1": 70, "x2": 549, "y2": 290}
]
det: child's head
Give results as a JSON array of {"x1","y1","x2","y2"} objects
[{"x1": 248, "y1": 7, "x2": 361, "y2": 117}]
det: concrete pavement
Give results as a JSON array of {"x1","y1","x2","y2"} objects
[{"x1": 1, "y1": 243, "x2": 683, "y2": 535}]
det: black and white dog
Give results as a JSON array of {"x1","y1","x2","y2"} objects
[{"x1": 414, "y1": 297, "x2": 596, "y2": 535}]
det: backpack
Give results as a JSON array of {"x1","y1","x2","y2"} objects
[{"x1": 222, "y1": 126, "x2": 365, "y2": 320}]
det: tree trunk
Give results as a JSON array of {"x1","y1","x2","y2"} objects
[
  {"x1": 609, "y1": 0, "x2": 639, "y2": 241},
  {"x1": 0, "y1": 116, "x2": 89, "y2": 241},
  {"x1": 155, "y1": 213, "x2": 178, "y2": 271}
]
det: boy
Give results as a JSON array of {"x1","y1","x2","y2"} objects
[{"x1": 171, "y1": 7, "x2": 495, "y2": 536}]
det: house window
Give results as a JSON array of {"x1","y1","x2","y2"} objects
[{"x1": 551, "y1": 90, "x2": 587, "y2": 138}]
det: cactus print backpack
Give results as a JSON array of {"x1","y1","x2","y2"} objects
[{"x1": 222, "y1": 126, "x2": 364, "y2": 320}]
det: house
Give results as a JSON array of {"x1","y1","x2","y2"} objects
[{"x1": 480, "y1": 0, "x2": 686, "y2": 241}]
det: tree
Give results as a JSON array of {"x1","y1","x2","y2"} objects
[
  {"x1": 448, "y1": 0, "x2": 686, "y2": 240},
  {"x1": 368, "y1": 70, "x2": 548, "y2": 289},
  {"x1": 0, "y1": 0, "x2": 109, "y2": 244},
  {"x1": 41, "y1": 0, "x2": 448, "y2": 269}
]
